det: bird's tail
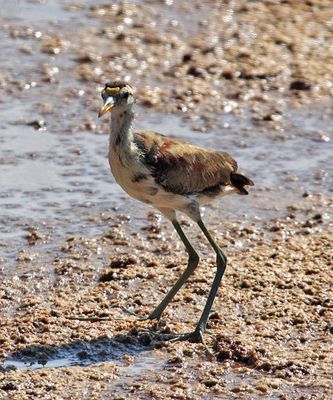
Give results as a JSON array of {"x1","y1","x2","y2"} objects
[{"x1": 230, "y1": 172, "x2": 254, "y2": 195}]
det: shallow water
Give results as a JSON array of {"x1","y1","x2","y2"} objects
[
  {"x1": 3, "y1": 357, "x2": 73, "y2": 372},
  {"x1": 1, "y1": 97, "x2": 331, "y2": 266},
  {"x1": 3, "y1": 344, "x2": 162, "y2": 373}
]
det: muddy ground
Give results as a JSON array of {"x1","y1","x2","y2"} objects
[{"x1": 0, "y1": 0, "x2": 332, "y2": 399}]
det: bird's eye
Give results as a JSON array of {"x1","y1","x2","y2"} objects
[{"x1": 122, "y1": 92, "x2": 129, "y2": 99}]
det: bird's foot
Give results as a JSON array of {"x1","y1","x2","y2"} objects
[
  {"x1": 163, "y1": 327, "x2": 213, "y2": 357},
  {"x1": 66, "y1": 315, "x2": 123, "y2": 322},
  {"x1": 70, "y1": 306, "x2": 157, "y2": 322},
  {"x1": 168, "y1": 329, "x2": 204, "y2": 344}
]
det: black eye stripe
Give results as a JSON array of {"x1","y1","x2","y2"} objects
[
  {"x1": 101, "y1": 88, "x2": 130, "y2": 101},
  {"x1": 105, "y1": 81, "x2": 127, "y2": 89}
]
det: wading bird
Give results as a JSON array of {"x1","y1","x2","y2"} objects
[{"x1": 98, "y1": 81, "x2": 254, "y2": 344}]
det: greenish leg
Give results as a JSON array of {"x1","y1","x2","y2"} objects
[
  {"x1": 169, "y1": 218, "x2": 227, "y2": 342},
  {"x1": 194, "y1": 219, "x2": 227, "y2": 334},
  {"x1": 167, "y1": 218, "x2": 227, "y2": 349},
  {"x1": 148, "y1": 220, "x2": 200, "y2": 319}
]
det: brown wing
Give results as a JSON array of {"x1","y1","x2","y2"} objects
[{"x1": 133, "y1": 131, "x2": 238, "y2": 195}]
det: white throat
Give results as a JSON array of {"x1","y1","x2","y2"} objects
[{"x1": 109, "y1": 109, "x2": 134, "y2": 149}]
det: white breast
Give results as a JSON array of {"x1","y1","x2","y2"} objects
[
  {"x1": 108, "y1": 146, "x2": 152, "y2": 203},
  {"x1": 108, "y1": 145, "x2": 194, "y2": 213}
]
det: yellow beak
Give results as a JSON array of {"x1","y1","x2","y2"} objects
[{"x1": 98, "y1": 97, "x2": 114, "y2": 118}]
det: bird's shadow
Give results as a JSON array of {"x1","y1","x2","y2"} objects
[{"x1": 2, "y1": 330, "x2": 154, "y2": 371}]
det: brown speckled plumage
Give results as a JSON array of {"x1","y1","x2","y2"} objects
[{"x1": 133, "y1": 130, "x2": 247, "y2": 195}]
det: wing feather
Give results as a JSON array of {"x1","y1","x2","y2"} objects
[{"x1": 134, "y1": 131, "x2": 238, "y2": 195}]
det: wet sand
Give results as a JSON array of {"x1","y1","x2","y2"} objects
[{"x1": 0, "y1": 1, "x2": 333, "y2": 399}]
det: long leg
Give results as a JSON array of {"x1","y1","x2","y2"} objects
[
  {"x1": 71, "y1": 223, "x2": 197, "y2": 323},
  {"x1": 69, "y1": 218, "x2": 200, "y2": 325},
  {"x1": 195, "y1": 219, "x2": 227, "y2": 333},
  {"x1": 170, "y1": 218, "x2": 227, "y2": 343},
  {"x1": 123, "y1": 207, "x2": 200, "y2": 320},
  {"x1": 147, "y1": 219, "x2": 199, "y2": 319}
]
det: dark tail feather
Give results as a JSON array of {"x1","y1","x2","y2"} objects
[{"x1": 230, "y1": 173, "x2": 254, "y2": 195}]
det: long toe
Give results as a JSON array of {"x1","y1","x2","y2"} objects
[
  {"x1": 167, "y1": 328, "x2": 213, "y2": 355},
  {"x1": 121, "y1": 306, "x2": 151, "y2": 321},
  {"x1": 168, "y1": 328, "x2": 204, "y2": 344}
]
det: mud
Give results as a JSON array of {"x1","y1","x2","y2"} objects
[{"x1": 0, "y1": 1, "x2": 333, "y2": 399}]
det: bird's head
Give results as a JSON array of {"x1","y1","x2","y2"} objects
[{"x1": 98, "y1": 81, "x2": 135, "y2": 118}]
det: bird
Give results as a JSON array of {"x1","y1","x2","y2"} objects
[{"x1": 98, "y1": 81, "x2": 254, "y2": 344}]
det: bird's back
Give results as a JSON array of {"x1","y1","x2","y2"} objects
[{"x1": 133, "y1": 131, "x2": 252, "y2": 196}]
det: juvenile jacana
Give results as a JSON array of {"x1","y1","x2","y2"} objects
[{"x1": 98, "y1": 81, "x2": 254, "y2": 343}]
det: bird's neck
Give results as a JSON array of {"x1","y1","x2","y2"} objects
[{"x1": 109, "y1": 109, "x2": 134, "y2": 150}]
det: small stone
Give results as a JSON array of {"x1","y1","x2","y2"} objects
[
  {"x1": 1, "y1": 382, "x2": 17, "y2": 391},
  {"x1": 256, "y1": 384, "x2": 268, "y2": 393},
  {"x1": 311, "y1": 131, "x2": 330, "y2": 143},
  {"x1": 187, "y1": 66, "x2": 205, "y2": 78},
  {"x1": 289, "y1": 80, "x2": 311, "y2": 91},
  {"x1": 216, "y1": 349, "x2": 232, "y2": 362},
  {"x1": 209, "y1": 312, "x2": 220, "y2": 320},
  {"x1": 110, "y1": 256, "x2": 137, "y2": 269},
  {"x1": 167, "y1": 356, "x2": 183, "y2": 366},
  {"x1": 203, "y1": 379, "x2": 218, "y2": 388},
  {"x1": 26, "y1": 120, "x2": 46, "y2": 131},
  {"x1": 240, "y1": 280, "x2": 251, "y2": 289},
  {"x1": 77, "y1": 350, "x2": 88, "y2": 359}
]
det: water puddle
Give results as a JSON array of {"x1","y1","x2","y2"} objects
[
  {"x1": 3, "y1": 357, "x2": 73, "y2": 372},
  {"x1": 1, "y1": 0, "x2": 118, "y2": 24},
  {"x1": 3, "y1": 1, "x2": 73, "y2": 24}
]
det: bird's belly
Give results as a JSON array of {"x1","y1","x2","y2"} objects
[
  {"x1": 197, "y1": 185, "x2": 237, "y2": 204},
  {"x1": 108, "y1": 150, "x2": 194, "y2": 210}
]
